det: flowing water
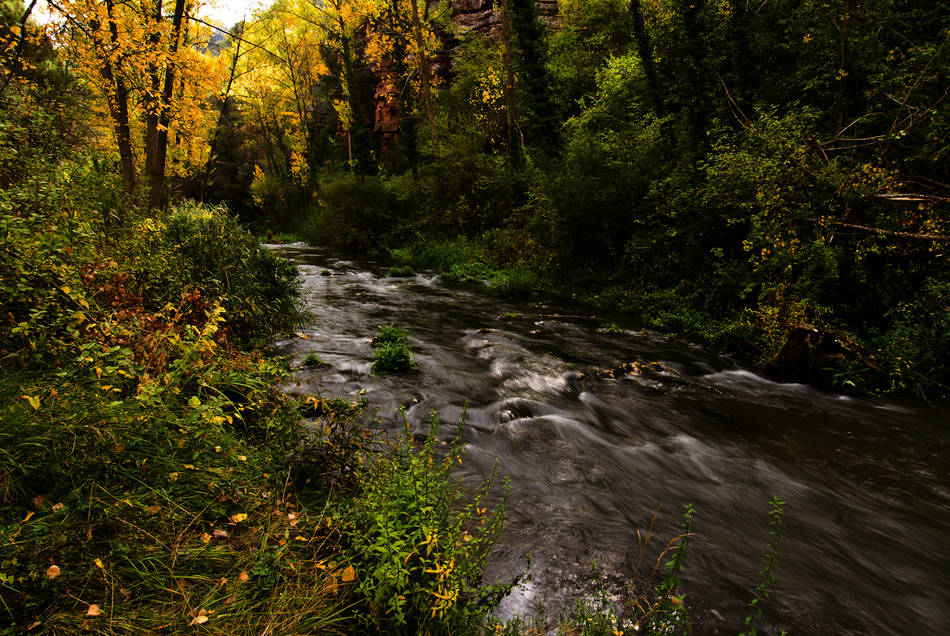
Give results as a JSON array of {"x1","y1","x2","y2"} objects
[{"x1": 272, "y1": 243, "x2": 950, "y2": 635}]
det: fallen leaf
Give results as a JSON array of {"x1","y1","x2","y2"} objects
[
  {"x1": 168, "y1": 472, "x2": 179, "y2": 482},
  {"x1": 86, "y1": 605, "x2": 101, "y2": 617},
  {"x1": 200, "y1": 532, "x2": 211, "y2": 544},
  {"x1": 189, "y1": 615, "x2": 208, "y2": 625},
  {"x1": 213, "y1": 529, "x2": 228, "y2": 539},
  {"x1": 146, "y1": 505, "x2": 162, "y2": 516},
  {"x1": 22, "y1": 395, "x2": 40, "y2": 410},
  {"x1": 341, "y1": 565, "x2": 356, "y2": 583},
  {"x1": 183, "y1": 464, "x2": 195, "y2": 470},
  {"x1": 51, "y1": 502, "x2": 64, "y2": 512},
  {"x1": 94, "y1": 558, "x2": 104, "y2": 569},
  {"x1": 33, "y1": 494, "x2": 51, "y2": 509},
  {"x1": 238, "y1": 571, "x2": 249, "y2": 581},
  {"x1": 229, "y1": 513, "x2": 247, "y2": 523},
  {"x1": 46, "y1": 565, "x2": 61, "y2": 579}
]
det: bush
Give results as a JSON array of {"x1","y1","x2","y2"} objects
[
  {"x1": 344, "y1": 412, "x2": 507, "y2": 633},
  {"x1": 119, "y1": 202, "x2": 305, "y2": 346},
  {"x1": 301, "y1": 174, "x2": 411, "y2": 251}
]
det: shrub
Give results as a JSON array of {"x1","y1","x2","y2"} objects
[
  {"x1": 344, "y1": 411, "x2": 507, "y2": 633},
  {"x1": 119, "y1": 202, "x2": 305, "y2": 346},
  {"x1": 301, "y1": 174, "x2": 410, "y2": 251}
]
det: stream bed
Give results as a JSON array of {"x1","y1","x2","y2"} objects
[{"x1": 271, "y1": 243, "x2": 950, "y2": 635}]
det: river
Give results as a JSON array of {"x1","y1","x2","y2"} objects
[{"x1": 271, "y1": 243, "x2": 950, "y2": 635}]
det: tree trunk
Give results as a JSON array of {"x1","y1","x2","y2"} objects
[
  {"x1": 93, "y1": 0, "x2": 137, "y2": 206},
  {"x1": 145, "y1": 0, "x2": 187, "y2": 211}
]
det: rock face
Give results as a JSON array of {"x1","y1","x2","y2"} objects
[
  {"x1": 369, "y1": 0, "x2": 559, "y2": 149},
  {"x1": 371, "y1": 57, "x2": 401, "y2": 151}
]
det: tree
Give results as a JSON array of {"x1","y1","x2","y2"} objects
[{"x1": 49, "y1": 0, "x2": 223, "y2": 209}]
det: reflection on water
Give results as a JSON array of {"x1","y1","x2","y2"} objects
[{"x1": 273, "y1": 243, "x2": 950, "y2": 635}]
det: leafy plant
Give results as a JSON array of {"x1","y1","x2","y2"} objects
[
  {"x1": 344, "y1": 411, "x2": 508, "y2": 633},
  {"x1": 739, "y1": 497, "x2": 786, "y2": 636},
  {"x1": 303, "y1": 352, "x2": 328, "y2": 367},
  {"x1": 387, "y1": 265, "x2": 414, "y2": 277},
  {"x1": 370, "y1": 324, "x2": 415, "y2": 375}
]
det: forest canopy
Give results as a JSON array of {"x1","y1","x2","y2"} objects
[{"x1": 4, "y1": 0, "x2": 950, "y2": 398}]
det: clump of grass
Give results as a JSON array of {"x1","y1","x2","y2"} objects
[
  {"x1": 490, "y1": 268, "x2": 539, "y2": 298},
  {"x1": 370, "y1": 324, "x2": 415, "y2": 375},
  {"x1": 387, "y1": 264, "x2": 414, "y2": 277},
  {"x1": 303, "y1": 351, "x2": 329, "y2": 368}
]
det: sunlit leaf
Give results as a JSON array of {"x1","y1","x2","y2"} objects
[
  {"x1": 46, "y1": 565, "x2": 61, "y2": 579},
  {"x1": 341, "y1": 565, "x2": 356, "y2": 582},
  {"x1": 230, "y1": 513, "x2": 247, "y2": 523},
  {"x1": 86, "y1": 605, "x2": 101, "y2": 617}
]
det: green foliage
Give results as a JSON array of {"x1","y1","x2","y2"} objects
[
  {"x1": 373, "y1": 323, "x2": 410, "y2": 348},
  {"x1": 739, "y1": 498, "x2": 786, "y2": 636},
  {"x1": 387, "y1": 265, "x2": 414, "y2": 277},
  {"x1": 303, "y1": 351, "x2": 327, "y2": 367},
  {"x1": 301, "y1": 173, "x2": 413, "y2": 251},
  {"x1": 370, "y1": 324, "x2": 415, "y2": 375},
  {"x1": 489, "y1": 267, "x2": 540, "y2": 298},
  {"x1": 343, "y1": 411, "x2": 507, "y2": 634},
  {"x1": 0, "y1": 363, "x2": 351, "y2": 635},
  {"x1": 117, "y1": 202, "x2": 305, "y2": 347}
]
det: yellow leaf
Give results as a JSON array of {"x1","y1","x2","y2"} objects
[
  {"x1": 183, "y1": 464, "x2": 195, "y2": 470},
  {"x1": 200, "y1": 532, "x2": 211, "y2": 544},
  {"x1": 22, "y1": 395, "x2": 40, "y2": 410},
  {"x1": 46, "y1": 564, "x2": 61, "y2": 579},
  {"x1": 229, "y1": 513, "x2": 247, "y2": 523},
  {"x1": 86, "y1": 604, "x2": 101, "y2": 617},
  {"x1": 94, "y1": 558, "x2": 104, "y2": 569},
  {"x1": 168, "y1": 472, "x2": 179, "y2": 482},
  {"x1": 189, "y1": 615, "x2": 209, "y2": 625},
  {"x1": 238, "y1": 571, "x2": 249, "y2": 581},
  {"x1": 340, "y1": 565, "x2": 356, "y2": 583}
]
